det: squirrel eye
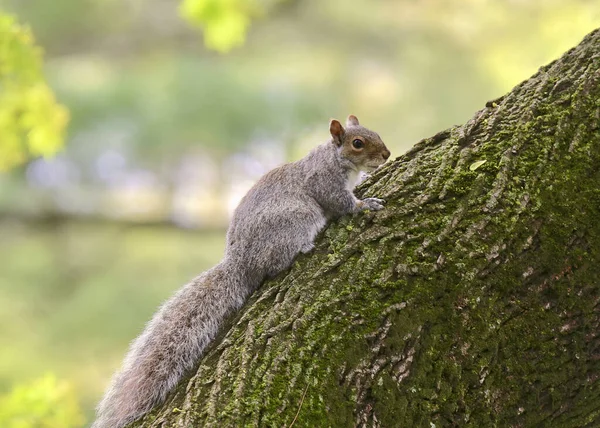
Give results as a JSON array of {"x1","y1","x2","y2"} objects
[{"x1": 352, "y1": 139, "x2": 364, "y2": 149}]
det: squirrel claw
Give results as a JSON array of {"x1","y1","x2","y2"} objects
[{"x1": 361, "y1": 197, "x2": 386, "y2": 211}]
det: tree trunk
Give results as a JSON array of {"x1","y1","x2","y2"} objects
[{"x1": 133, "y1": 29, "x2": 600, "y2": 427}]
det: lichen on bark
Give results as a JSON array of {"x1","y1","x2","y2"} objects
[{"x1": 133, "y1": 29, "x2": 600, "y2": 427}]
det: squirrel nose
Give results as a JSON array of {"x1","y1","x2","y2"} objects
[{"x1": 382, "y1": 149, "x2": 391, "y2": 160}]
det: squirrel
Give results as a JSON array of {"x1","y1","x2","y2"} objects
[{"x1": 92, "y1": 115, "x2": 391, "y2": 428}]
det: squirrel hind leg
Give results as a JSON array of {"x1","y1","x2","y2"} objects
[
  {"x1": 295, "y1": 214, "x2": 326, "y2": 255},
  {"x1": 262, "y1": 236, "x2": 312, "y2": 278},
  {"x1": 300, "y1": 242, "x2": 315, "y2": 254},
  {"x1": 265, "y1": 232, "x2": 318, "y2": 277}
]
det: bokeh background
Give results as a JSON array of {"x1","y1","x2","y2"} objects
[{"x1": 0, "y1": 0, "x2": 598, "y2": 425}]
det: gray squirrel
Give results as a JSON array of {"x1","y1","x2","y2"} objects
[{"x1": 92, "y1": 115, "x2": 390, "y2": 428}]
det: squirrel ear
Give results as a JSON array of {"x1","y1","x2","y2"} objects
[
  {"x1": 346, "y1": 115, "x2": 360, "y2": 127},
  {"x1": 329, "y1": 119, "x2": 345, "y2": 146}
]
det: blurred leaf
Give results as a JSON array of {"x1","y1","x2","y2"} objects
[
  {"x1": 0, "y1": 374, "x2": 85, "y2": 428},
  {"x1": 179, "y1": 0, "x2": 285, "y2": 52},
  {"x1": 180, "y1": 0, "x2": 250, "y2": 52},
  {"x1": 0, "y1": 13, "x2": 69, "y2": 171}
]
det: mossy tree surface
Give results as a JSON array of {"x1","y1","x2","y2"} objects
[{"x1": 133, "y1": 30, "x2": 600, "y2": 427}]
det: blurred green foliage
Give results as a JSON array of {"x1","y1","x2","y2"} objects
[
  {"x1": 180, "y1": 0, "x2": 285, "y2": 52},
  {"x1": 0, "y1": 14, "x2": 68, "y2": 171},
  {"x1": 0, "y1": 0, "x2": 283, "y2": 173},
  {"x1": 0, "y1": 374, "x2": 84, "y2": 428}
]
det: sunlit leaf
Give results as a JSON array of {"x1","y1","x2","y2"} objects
[
  {"x1": 0, "y1": 374, "x2": 85, "y2": 428},
  {"x1": 179, "y1": 0, "x2": 284, "y2": 53},
  {"x1": 0, "y1": 13, "x2": 69, "y2": 171},
  {"x1": 469, "y1": 160, "x2": 487, "y2": 171}
]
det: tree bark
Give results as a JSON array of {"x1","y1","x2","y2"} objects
[{"x1": 133, "y1": 29, "x2": 600, "y2": 427}]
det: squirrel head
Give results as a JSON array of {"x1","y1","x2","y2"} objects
[{"x1": 329, "y1": 115, "x2": 391, "y2": 172}]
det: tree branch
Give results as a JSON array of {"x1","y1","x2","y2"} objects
[{"x1": 133, "y1": 28, "x2": 600, "y2": 427}]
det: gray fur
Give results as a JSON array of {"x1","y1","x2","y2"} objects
[{"x1": 92, "y1": 116, "x2": 390, "y2": 428}]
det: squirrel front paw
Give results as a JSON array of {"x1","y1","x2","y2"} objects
[{"x1": 358, "y1": 198, "x2": 386, "y2": 211}]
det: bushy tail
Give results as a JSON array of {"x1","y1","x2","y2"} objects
[{"x1": 92, "y1": 261, "x2": 250, "y2": 428}]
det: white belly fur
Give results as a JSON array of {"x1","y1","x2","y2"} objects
[{"x1": 346, "y1": 169, "x2": 366, "y2": 191}]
